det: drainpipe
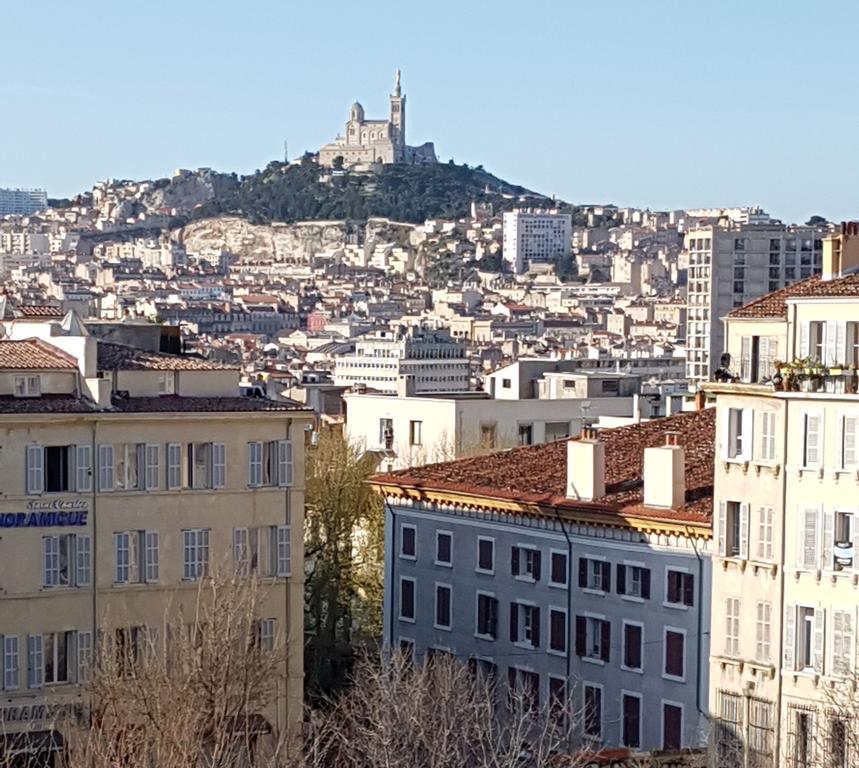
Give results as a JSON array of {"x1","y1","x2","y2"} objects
[{"x1": 384, "y1": 498, "x2": 398, "y2": 653}]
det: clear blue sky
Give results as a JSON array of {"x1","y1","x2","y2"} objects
[{"x1": 2, "y1": 0, "x2": 857, "y2": 223}]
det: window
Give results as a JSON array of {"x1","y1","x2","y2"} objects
[
  {"x1": 232, "y1": 526, "x2": 289, "y2": 577},
  {"x1": 43, "y1": 631, "x2": 74, "y2": 685},
  {"x1": 788, "y1": 605, "x2": 821, "y2": 673},
  {"x1": 724, "y1": 408, "x2": 751, "y2": 461},
  {"x1": 13, "y1": 374, "x2": 40, "y2": 397},
  {"x1": 748, "y1": 698, "x2": 774, "y2": 766},
  {"x1": 511, "y1": 545, "x2": 541, "y2": 581},
  {"x1": 848, "y1": 322, "x2": 859, "y2": 368},
  {"x1": 832, "y1": 610, "x2": 854, "y2": 677},
  {"x1": 257, "y1": 619, "x2": 276, "y2": 651},
  {"x1": 759, "y1": 411, "x2": 776, "y2": 462},
  {"x1": 476, "y1": 593, "x2": 498, "y2": 639},
  {"x1": 167, "y1": 443, "x2": 182, "y2": 489},
  {"x1": 575, "y1": 615, "x2": 610, "y2": 662},
  {"x1": 833, "y1": 511, "x2": 855, "y2": 571},
  {"x1": 583, "y1": 684, "x2": 603, "y2": 739},
  {"x1": 807, "y1": 321, "x2": 825, "y2": 362},
  {"x1": 756, "y1": 601, "x2": 772, "y2": 663},
  {"x1": 399, "y1": 577, "x2": 415, "y2": 621},
  {"x1": 579, "y1": 557, "x2": 610, "y2": 592},
  {"x1": 548, "y1": 676, "x2": 567, "y2": 721},
  {"x1": 114, "y1": 530, "x2": 159, "y2": 584},
  {"x1": 247, "y1": 440, "x2": 292, "y2": 487},
  {"x1": 718, "y1": 501, "x2": 748, "y2": 559},
  {"x1": 115, "y1": 626, "x2": 149, "y2": 677},
  {"x1": 98, "y1": 443, "x2": 114, "y2": 492},
  {"x1": 829, "y1": 718, "x2": 848, "y2": 768},
  {"x1": 476, "y1": 537, "x2": 494, "y2": 573},
  {"x1": 623, "y1": 622, "x2": 643, "y2": 671},
  {"x1": 434, "y1": 584, "x2": 452, "y2": 630},
  {"x1": 798, "y1": 506, "x2": 820, "y2": 570},
  {"x1": 801, "y1": 412, "x2": 822, "y2": 468},
  {"x1": 379, "y1": 418, "x2": 394, "y2": 449},
  {"x1": 617, "y1": 563, "x2": 650, "y2": 599},
  {"x1": 3, "y1": 636, "x2": 19, "y2": 690},
  {"x1": 548, "y1": 608, "x2": 567, "y2": 655},
  {"x1": 144, "y1": 444, "x2": 160, "y2": 490},
  {"x1": 501, "y1": 378, "x2": 511, "y2": 389},
  {"x1": 182, "y1": 528, "x2": 210, "y2": 581},
  {"x1": 435, "y1": 531, "x2": 452, "y2": 566},
  {"x1": 666, "y1": 569, "x2": 694, "y2": 607},
  {"x1": 662, "y1": 702, "x2": 683, "y2": 750},
  {"x1": 113, "y1": 443, "x2": 145, "y2": 490},
  {"x1": 43, "y1": 534, "x2": 91, "y2": 587},
  {"x1": 507, "y1": 667, "x2": 539, "y2": 711},
  {"x1": 725, "y1": 598, "x2": 740, "y2": 657},
  {"x1": 26, "y1": 444, "x2": 92, "y2": 494},
  {"x1": 791, "y1": 710, "x2": 812, "y2": 768},
  {"x1": 757, "y1": 506, "x2": 774, "y2": 561},
  {"x1": 480, "y1": 424, "x2": 496, "y2": 449},
  {"x1": 158, "y1": 372, "x2": 175, "y2": 395},
  {"x1": 510, "y1": 602, "x2": 540, "y2": 648},
  {"x1": 409, "y1": 420, "x2": 422, "y2": 446},
  {"x1": 550, "y1": 550, "x2": 568, "y2": 587},
  {"x1": 517, "y1": 424, "x2": 533, "y2": 446},
  {"x1": 400, "y1": 523, "x2": 416, "y2": 559},
  {"x1": 622, "y1": 693, "x2": 642, "y2": 748},
  {"x1": 664, "y1": 629, "x2": 685, "y2": 679},
  {"x1": 27, "y1": 635, "x2": 43, "y2": 688},
  {"x1": 838, "y1": 415, "x2": 857, "y2": 470}
]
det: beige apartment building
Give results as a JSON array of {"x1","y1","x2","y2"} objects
[
  {"x1": 0, "y1": 316, "x2": 312, "y2": 766},
  {"x1": 706, "y1": 223, "x2": 859, "y2": 767}
]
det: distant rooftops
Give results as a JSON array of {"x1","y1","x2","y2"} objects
[{"x1": 728, "y1": 273, "x2": 859, "y2": 320}]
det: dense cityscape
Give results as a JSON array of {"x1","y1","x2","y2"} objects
[{"x1": 1, "y1": 44, "x2": 858, "y2": 768}]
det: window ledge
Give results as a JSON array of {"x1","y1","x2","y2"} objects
[
  {"x1": 620, "y1": 665, "x2": 644, "y2": 675},
  {"x1": 433, "y1": 561, "x2": 453, "y2": 568},
  {"x1": 581, "y1": 656, "x2": 605, "y2": 667},
  {"x1": 662, "y1": 673, "x2": 686, "y2": 683},
  {"x1": 621, "y1": 594, "x2": 646, "y2": 604},
  {"x1": 662, "y1": 602, "x2": 691, "y2": 611},
  {"x1": 547, "y1": 649, "x2": 567, "y2": 658},
  {"x1": 582, "y1": 588, "x2": 607, "y2": 597},
  {"x1": 750, "y1": 561, "x2": 778, "y2": 578},
  {"x1": 397, "y1": 616, "x2": 416, "y2": 624},
  {"x1": 513, "y1": 641, "x2": 537, "y2": 651},
  {"x1": 474, "y1": 633, "x2": 496, "y2": 642},
  {"x1": 720, "y1": 557, "x2": 748, "y2": 572},
  {"x1": 746, "y1": 660, "x2": 776, "y2": 679},
  {"x1": 514, "y1": 576, "x2": 537, "y2": 585}
]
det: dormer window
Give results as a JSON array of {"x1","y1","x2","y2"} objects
[
  {"x1": 157, "y1": 372, "x2": 175, "y2": 396},
  {"x1": 14, "y1": 375, "x2": 41, "y2": 398}
]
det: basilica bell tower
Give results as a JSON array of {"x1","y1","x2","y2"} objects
[{"x1": 389, "y1": 69, "x2": 406, "y2": 152}]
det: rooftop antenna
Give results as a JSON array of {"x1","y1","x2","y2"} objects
[{"x1": 283, "y1": 140, "x2": 288, "y2": 164}]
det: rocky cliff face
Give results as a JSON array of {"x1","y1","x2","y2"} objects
[{"x1": 177, "y1": 217, "x2": 351, "y2": 263}]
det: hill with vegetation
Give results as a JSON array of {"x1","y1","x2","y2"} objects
[{"x1": 195, "y1": 156, "x2": 561, "y2": 225}]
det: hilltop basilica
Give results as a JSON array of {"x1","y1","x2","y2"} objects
[{"x1": 318, "y1": 71, "x2": 437, "y2": 168}]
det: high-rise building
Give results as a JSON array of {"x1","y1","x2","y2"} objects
[
  {"x1": 706, "y1": 223, "x2": 859, "y2": 768},
  {"x1": 0, "y1": 187, "x2": 48, "y2": 216},
  {"x1": 502, "y1": 209, "x2": 572, "y2": 274},
  {"x1": 0, "y1": 313, "x2": 312, "y2": 766},
  {"x1": 685, "y1": 223, "x2": 826, "y2": 386}
]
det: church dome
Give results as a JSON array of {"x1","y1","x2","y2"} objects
[{"x1": 350, "y1": 101, "x2": 365, "y2": 122}]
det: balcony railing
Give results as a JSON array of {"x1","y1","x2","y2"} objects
[{"x1": 773, "y1": 361, "x2": 859, "y2": 394}]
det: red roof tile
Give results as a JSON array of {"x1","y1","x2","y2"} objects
[
  {"x1": 0, "y1": 339, "x2": 78, "y2": 370},
  {"x1": 97, "y1": 342, "x2": 238, "y2": 371},
  {"x1": 373, "y1": 408, "x2": 716, "y2": 524},
  {"x1": 728, "y1": 273, "x2": 859, "y2": 319}
]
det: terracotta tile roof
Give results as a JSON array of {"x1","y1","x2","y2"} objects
[
  {"x1": 16, "y1": 305, "x2": 64, "y2": 318},
  {"x1": 97, "y1": 342, "x2": 239, "y2": 371},
  {"x1": 110, "y1": 395, "x2": 309, "y2": 413},
  {"x1": 728, "y1": 273, "x2": 859, "y2": 319},
  {"x1": 373, "y1": 408, "x2": 716, "y2": 525},
  {"x1": 0, "y1": 339, "x2": 78, "y2": 370}
]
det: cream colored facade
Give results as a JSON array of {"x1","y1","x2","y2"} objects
[
  {"x1": 0, "y1": 321, "x2": 312, "y2": 765},
  {"x1": 706, "y1": 227, "x2": 859, "y2": 767}
]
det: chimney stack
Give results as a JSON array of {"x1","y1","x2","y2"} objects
[
  {"x1": 566, "y1": 427, "x2": 605, "y2": 502},
  {"x1": 643, "y1": 432, "x2": 686, "y2": 509}
]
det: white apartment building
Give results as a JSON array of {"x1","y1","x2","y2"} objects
[
  {"x1": 502, "y1": 209, "x2": 572, "y2": 274},
  {"x1": 685, "y1": 223, "x2": 826, "y2": 386},
  {"x1": 706, "y1": 223, "x2": 859, "y2": 768},
  {"x1": 334, "y1": 328, "x2": 469, "y2": 395},
  {"x1": 0, "y1": 188, "x2": 48, "y2": 216}
]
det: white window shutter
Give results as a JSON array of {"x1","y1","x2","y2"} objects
[
  {"x1": 813, "y1": 607, "x2": 825, "y2": 674},
  {"x1": 145, "y1": 531, "x2": 159, "y2": 582},
  {"x1": 739, "y1": 503, "x2": 750, "y2": 560},
  {"x1": 278, "y1": 440, "x2": 293, "y2": 487},
  {"x1": 145, "y1": 444, "x2": 160, "y2": 490},
  {"x1": 801, "y1": 507, "x2": 820, "y2": 570},
  {"x1": 784, "y1": 605, "x2": 796, "y2": 671},
  {"x1": 26, "y1": 446, "x2": 44, "y2": 495},
  {"x1": 720, "y1": 410, "x2": 731, "y2": 461},
  {"x1": 77, "y1": 631, "x2": 92, "y2": 683},
  {"x1": 167, "y1": 443, "x2": 182, "y2": 489},
  {"x1": 826, "y1": 321, "x2": 838, "y2": 366},
  {"x1": 799, "y1": 321, "x2": 810, "y2": 358},
  {"x1": 75, "y1": 445, "x2": 92, "y2": 492},
  {"x1": 248, "y1": 442, "x2": 262, "y2": 487},
  {"x1": 718, "y1": 502, "x2": 727, "y2": 557},
  {"x1": 98, "y1": 444, "x2": 114, "y2": 492},
  {"x1": 836, "y1": 321, "x2": 847, "y2": 364},
  {"x1": 76, "y1": 535, "x2": 91, "y2": 586},
  {"x1": 843, "y1": 416, "x2": 857, "y2": 468},
  {"x1": 741, "y1": 409, "x2": 754, "y2": 461},
  {"x1": 822, "y1": 509, "x2": 834, "y2": 571},
  {"x1": 844, "y1": 611, "x2": 854, "y2": 675},
  {"x1": 277, "y1": 525, "x2": 291, "y2": 576},
  {"x1": 27, "y1": 635, "x2": 43, "y2": 689},
  {"x1": 740, "y1": 336, "x2": 751, "y2": 381},
  {"x1": 212, "y1": 443, "x2": 226, "y2": 489},
  {"x1": 805, "y1": 414, "x2": 821, "y2": 467}
]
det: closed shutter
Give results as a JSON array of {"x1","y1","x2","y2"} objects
[
  {"x1": 836, "y1": 321, "x2": 847, "y2": 365},
  {"x1": 532, "y1": 551, "x2": 542, "y2": 582},
  {"x1": 27, "y1": 635, "x2": 43, "y2": 689},
  {"x1": 578, "y1": 558, "x2": 588, "y2": 588},
  {"x1": 784, "y1": 605, "x2": 796, "y2": 671},
  {"x1": 804, "y1": 414, "x2": 821, "y2": 466},
  {"x1": 718, "y1": 502, "x2": 727, "y2": 557},
  {"x1": 600, "y1": 620, "x2": 611, "y2": 662},
  {"x1": 531, "y1": 607, "x2": 541, "y2": 648},
  {"x1": 842, "y1": 416, "x2": 857, "y2": 469},
  {"x1": 145, "y1": 444, "x2": 160, "y2": 490},
  {"x1": 617, "y1": 564, "x2": 626, "y2": 595},
  {"x1": 511, "y1": 546, "x2": 520, "y2": 577},
  {"x1": 247, "y1": 442, "x2": 262, "y2": 487},
  {"x1": 212, "y1": 443, "x2": 226, "y2": 489},
  {"x1": 601, "y1": 561, "x2": 611, "y2": 592},
  {"x1": 683, "y1": 574, "x2": 695, "y2": 606},
  {"x1": 97, "y1": 444, "x2": 114, "y2": 492},
  {"x1": 26, "y1": 446, "x2": 44, "y2": 494},
  {"x1": 3, "y1": 636, "x2": 19, "y2": 690},
  {"x1": 814, "y1": 608, "x2": 825, "y2": 674},
  {"x1": 641, "y1": 569, "x2": 651, "y2": 599},
  {"x1": 741, "y1": 409, "x2": 754, "y2": 461},
  {"x1": 822, "y1": 509, "x2": 835, "y2": 571},
  {"x1": 740, "y1": 336, "x2": 752, "y2": 381},
  {"x1": 575, "y1": 616, "x2": 586, "y2": 656},
  {"x1": 800, "y1": 507, "x2": 820, "y2": 569},
  {"x1": 739, "y1": 503, "x2": 750, "y2": 560},
  {"x1": 145, "y1": 531, "x2": 159, "y2": 582},
  {"x1": 799, "y1": 321, "x2": 810, "y2": 358},
  {"x1": 167, "y1": 443, "x2": 182, "y2": 489},
  {"x1": 43, "y1": 536, "x2": 58, "y2": 587},
  {"x1": 277, "y1": 440, "x2": 293, "y2": 487},
  {"x1": 75, "y1": 445, "x2": 92, "y2": 492},
  {"x1": 277, "y1": 525, "x2": 291, "y2": 576},
  {"x1": 77, "y1": 631, "x2": 92, "y2": 683},
  {"x1": 76, "y1": 535, "x2": 91, "y2": 586},
  {"x1": 826, "y1": 321, "x2": 839, "y2": 366}
]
